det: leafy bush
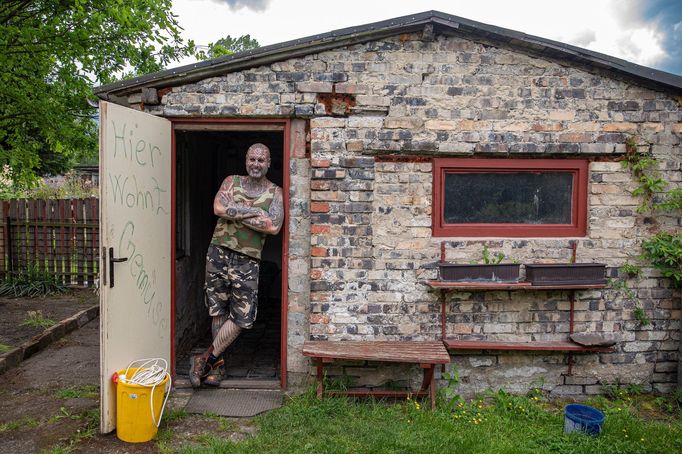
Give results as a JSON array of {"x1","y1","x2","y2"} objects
[
  {"x1": 0, "y1": 266, "x2": 67, "y2": 297},
  {"x1": 26, "y1": 172, "x2": 97, "y2": 199},
  {"x1": 0, "y1": 167, "x2": 97, "y2": 201},
  {"x1": 641, "y1": 232, "x2": 682, "y2": 288},
  {"x1": 20, "y1": 310, "x2": 55, "y2": 328}
]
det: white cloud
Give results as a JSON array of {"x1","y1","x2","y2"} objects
[
  {"x1": 207, "y1": 0, "x2": 272, "y2": 11},
  {"x1": 171, "y1": 0, "x2": 680, "y2": 74}
]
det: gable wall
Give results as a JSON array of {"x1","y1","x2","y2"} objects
[{"x1": 140, "y1": 31, "x2": 681, "y2": 396}]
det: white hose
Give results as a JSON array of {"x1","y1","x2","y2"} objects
[{"x1": 119, "y1": 358, "x2": 172, "y2": 428}]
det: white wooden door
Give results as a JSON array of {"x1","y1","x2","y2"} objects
[{"x1": 99, "y1": 101, "x2": 172, "y2": 433}]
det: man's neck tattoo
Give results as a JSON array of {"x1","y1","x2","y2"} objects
[{"x1": 242, "y1": 176, "x2": 268, "y2": 196}]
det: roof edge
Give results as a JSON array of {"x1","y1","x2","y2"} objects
[{"x1": 94, "y1": 10, "x2": 682, "y2": 98}]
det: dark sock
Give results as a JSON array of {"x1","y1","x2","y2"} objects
[{"x1": 206, "y1": 353, "x2": 219, "y2": 366}]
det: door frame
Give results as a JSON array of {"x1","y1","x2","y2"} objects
[{"x1": 170, "y1": 118, "x2": 291, "y2": 389}]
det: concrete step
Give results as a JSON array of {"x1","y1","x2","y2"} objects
[{"x1": 174, "y1": 377, "x2": 280, "y2": 390}]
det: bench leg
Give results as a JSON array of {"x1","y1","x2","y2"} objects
[
  {"x1": 316, "y1": 358, "x2": 325, "y2": 399},
  {"x1": 419, "y1": 364, "x2": 436, "y2": 410}
]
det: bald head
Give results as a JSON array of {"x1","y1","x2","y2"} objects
[
  {"x1": 245, "y1": 143, "x2": 271, "y2": 179},
  {"x1": 247, "y1": 143, "x2": 270, "y2": 159}
]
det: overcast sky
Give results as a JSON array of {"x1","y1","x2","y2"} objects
[{"x1": 171, "y1": 0, "x2": 682, "y2": 76}]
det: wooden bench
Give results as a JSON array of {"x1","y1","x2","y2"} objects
[
  {"x1": 302, "y1": 341, "x2": 451, "y2": 409},
  {"x1": 444, "y1": 339, "x2": 615, "y2": 352}
]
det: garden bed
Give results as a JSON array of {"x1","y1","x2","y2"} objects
[{"x1": 0, "y1": 289, "x2": 97, "y2": 351}]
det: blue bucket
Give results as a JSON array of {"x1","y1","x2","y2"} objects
[{"x1": 564, "y1": 404, "x2": 605, "y2": 435}]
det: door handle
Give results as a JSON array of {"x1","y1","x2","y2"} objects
[{"x1": 108, "y1": 247, "x2": 128, "y2": 288}]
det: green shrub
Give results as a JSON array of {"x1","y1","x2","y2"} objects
[
  {"x1": 20, "y1": 310, "x2": 55, "y2": 328},
  {"x1": 641, "y1": 232, "x2": 682, "y2": 288},
  {"x1": 0, "y1": 266, "x2": 67, "y2": 297}
]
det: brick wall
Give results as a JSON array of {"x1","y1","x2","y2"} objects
[{"x1": 142, "y1": 31, "x2": 681, "y2": 396}]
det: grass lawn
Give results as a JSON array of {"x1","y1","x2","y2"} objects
[{"x1": 177, "y1": 388, "x2": 682, "y2": 454}]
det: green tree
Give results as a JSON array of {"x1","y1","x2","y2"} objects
[
  {"x1": 196, "y1": 34, "x2": 260, "y2": 60},
  {"x1": 0, "y1": 0, "x2": 193, "y2": 186}
]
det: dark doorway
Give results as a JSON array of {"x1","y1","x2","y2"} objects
[{"x1": 173, "y1": 128, "x2": 283, "y2": 387}]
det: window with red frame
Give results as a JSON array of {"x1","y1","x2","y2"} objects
[{"x1": 432, "y1": 158, "x2": 588, "y2": 237}]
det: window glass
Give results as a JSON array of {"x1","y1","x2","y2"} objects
[
  {"x1": 432, "y1": 158, "x2": 588, "y2": 237},
  {"x1": 443, "y1": 172, "x2": 573, "y2": 224}
]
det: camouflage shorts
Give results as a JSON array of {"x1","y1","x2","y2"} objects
[{"x1": 204, "y1": 244, "x2": 260, "y2": 329}]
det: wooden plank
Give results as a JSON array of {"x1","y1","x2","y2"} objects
[
  {"x1": 0, "y1": 201, "x2": 5, "y2": 277},
  {"x1": 38, "y1": 199, "x2": 47, "y2": 271},
  {"x1": 16, "y1": 200, "x2": 26, "y2": 272},
  {"x1": 6, "y1": 220, "x2": 98, "y2": 228},
  {"x1": 425, "y1": 280, "x2": 607, "y2": 290},
  {"x1": 302, "y1": 341, "x2": 450, "y2": 364},
  {"x1": 59, "y1": 199, "x2": 69, "y2": 284},
  {"x1": 174, "y1": 124, "x2": 285, "y2": 132},
  {"x1": 11, "y1": 200, "x2": 18, "y2": 273},
  {"x1": 75, "y1": 199, "x2": 84, "y2": 286},
  {"x1": 87, "y1": 198, "x2": 98, "y2": 285},
  {"x1": 27, "y1": 199, "x2": 33, "y2": 272},
  {"x1": 46, "y1": 199, "x2": 56, "y2": 276},
  {"x1": 54, "y1": 199, "x2": 64, "y2": 281},
  {"x1": 327, "y1": 390, "x2": 429, "y2": 398},
  {"x1": 7, "y1": 201, "x2": 16, "y2": 273},
  {"x1": 41, "y1": 199, "x2": 49, "y2": 273},
  {"x1": 444, "y1": 339, "x2": 614, "y2": 352}
]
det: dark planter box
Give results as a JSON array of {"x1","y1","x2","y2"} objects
[
  {"x1": 439, "y1": 263, "x2": 521, "y2": 282},
  {"x1": 524, "y1": 263, "x2": 607, "y2": 286}
]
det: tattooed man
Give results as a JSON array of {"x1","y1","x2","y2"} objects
[{"x1": 190, "y1": 143, "x2": 284, "y2": 387}]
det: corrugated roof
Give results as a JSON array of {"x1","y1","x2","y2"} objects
[{"x1": 94, "y1": 10, "x2": 682, "y2": 98}]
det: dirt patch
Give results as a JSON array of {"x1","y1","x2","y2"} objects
[
  {"x1": 0, "y1": 294, "x2": 261, "y2": 453},
  {"x1": 0, "y1": 288, "x2": 97, "y2": 350}
]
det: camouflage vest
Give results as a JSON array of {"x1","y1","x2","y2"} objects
[{"x1": 211, "y1": 175, "x2": 277, "y2": 259}]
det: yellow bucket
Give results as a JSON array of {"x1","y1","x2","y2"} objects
[{"x1": 115, "y1": 367, "x2": 169, "y2": 443}]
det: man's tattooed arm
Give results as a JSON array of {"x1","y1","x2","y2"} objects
[
  {"x1": 241, "y1": 187, "x2": 284, "y2": 235},
  {"x1": 213, "y1": 176, "x2": 265, "y2": 220}
]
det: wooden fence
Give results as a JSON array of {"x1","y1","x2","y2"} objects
[{"x1": 0, "y1": 198, "x2": 99, "y2": 287}]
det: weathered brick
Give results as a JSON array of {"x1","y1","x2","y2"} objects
[
  {"x1": 607, "y1": 101, "x2": 640, "y2": 111},
  {"x1": 602, "y1": 123, "x2": 638, "y2": 132},
  {"x1": 548, "y1": 110, "x2": 575, "y2": 121},
  {"x1": 532, "y1": 123, "x2": 563, "y2": 132},
  {"x1": 276, "y1": 71, "x2": 309, "y2": 81},
  {"x1": 311, "y1": 159, "x2": 331, "y2": 168},
  {"x1": 384, "y1": 117, "x2": 424, "y2": 129},
  {"x1": 335, "y1": 83, "x2": 369, "y2": 94},
  {"x1": 654, "y1": 362, "x2": 677, "y2": 373},
  {"x1": 296, "y1": 81, "x2": 334, "y2": 93},
  {"x1": 340, "y1": 157, "x2": 375, "y2": 168},
  {"x1": 310, "y1": 117, "x2": 346, "y2": 128},
  {"x1": 311, "y1": 169, "x2": 346, "y2": 179},
  {"x1": 425, "y1": 119, "x2": 458, "y2": 130},
  {"x1": 558, "y1": 133, "x2": 592, "y2": 142},
  {"x1": 346, "y1": 140, "x2": 365, "y2": 152},
  {"x1": 310, "y1": 314, "x2": 330, "y2": 324},
  {"x1": 458, "y1": 120, "x2": 490, "y2": 130},
  {"x1": 311, "y1": 247, "x2": 327, "y2": 257},
  {"x1": 356, "y1": 95, "x2": 391, "y2": 106}
]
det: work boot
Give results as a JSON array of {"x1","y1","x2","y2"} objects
[
  {"x1": 203, "y1": 362, "x2": 225, "y2": 387},
  {"x1": 189, "y1": 355, "x2": 209, "y2": 388}
]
